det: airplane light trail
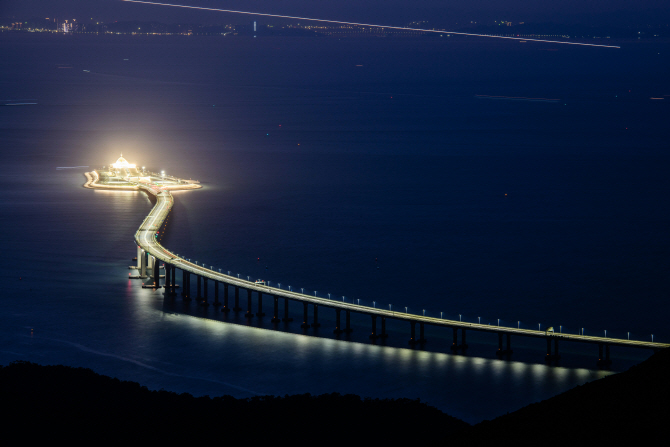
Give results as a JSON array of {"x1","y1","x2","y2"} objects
[{"x1": 121, "y1": 0, "x2": 620, "y2": 48}]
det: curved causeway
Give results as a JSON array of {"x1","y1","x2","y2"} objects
[{"x1": 86, "y1": 167, "x2": 669, "y2": 365}]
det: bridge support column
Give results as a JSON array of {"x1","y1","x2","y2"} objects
[
  {"x1": 345, "y1": 310, "x2": 352, "y2": 333},
  {"x1": 380, "y1": 317, "x2": 387, "y2": 338},
  {"x1": 334, "y1": 309, "x2": 343, "y2": 334},
  {"x1": 221, "y1": 283, "x2": 230, "y2": 312},
  {"x1": 140, "y1": 250, "x2": 147, "y2": 278},
  {"x1": 201, "y1": 278, "x2": 209, "y2": 306},
  {"x1": 311, "y1": 304, "x2": 320, "y2": 328},
  {"x1": 164, "y1": 263, "x2": 172, "y2": 297},
  {"x1": 256, "y1": 292, "x2": 265, "y2": 317},
  {"x1": 301, "y1": 302, "x2": 310, "y2": 329},
  {"x1": 409, "y1": 321, "x2": 417, "y2": 345},
  {"x1": 370, "y1": 315, "x2": 378, "y2": 339},
  {"x1": 181, "y1": 270, "x2": 188, "y2": 298},
  {"x1": 597, "y1": 343, "x2": 611, "y2": 367},
  {"x1": 184, "y1": 271, "x2": 192, "y2": 300},
  {"x1": 506, "y1": 334, "x2": 513, "y2": 355},
  {"x1": 196, "y1": 275, "x2": 202, "y2": 300},
  {"x1": 245, "y1": 289, "x2": 253, "y2": 318},
  {"x1": 213, "y1": 281, "x2": 220, "y2": 306},
  {"x1": 546, "y1": 338, "x2": 552, "y2": 361},
  {"x1": 419, "y1": 323, "x2": 426, "y2": 343},
  {"x1": 496, "y1": 333, "x2": 504, "y2": 356},
  {"x1": 271, "y1": 296, "x2": 280, "y2": 323},
  {"x1": 233, "y1": 286, "x2": 241, "y2": 311},
  {"x1": 171, "y1": 265, "x2": 176, "y2": 295},
  {"x1": 451, "y1": 328, "x2": 459, "y2": 351},
  {"x1": 137, "y1": 246, "x2": 142, "y2": 269},
  {"x1": 152, "y1": 257, "x2": 159, "y2": 288},
  {"x1": 282, "y1": 298, "x2": 293, "y2": 322},
  {"x1": 554, "y1": 338, "x2": 560, "y2": 360},
  {"x1": 462, "y1": 328, "x2": 468, "y2": 350}
]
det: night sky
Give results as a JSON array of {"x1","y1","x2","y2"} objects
[{"x1": 2, "y1": 0, "x2": 670, "y2": 26}]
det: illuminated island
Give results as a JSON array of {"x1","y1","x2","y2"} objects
[{"x1": 84, "y1": 154, "x2": 202, "y2": 192}]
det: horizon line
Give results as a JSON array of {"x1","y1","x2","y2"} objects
[{"x1": 120, "y1": 0, "x2": 621, "y2": 49}]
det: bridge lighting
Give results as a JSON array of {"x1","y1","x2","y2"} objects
[
  {"x1": 301, "y1": 288, "x2": 304, "y2": 293},
  {"x1": 518, "y1": 321, "x2": 520, "y2": 329},
  {"x1": 237, "y1": 274, "x2": 240, "y2": 278},
  {"x1": 328, "y1": 293, "x2": 331, "y2": 299},
  {"x1": 389, "y1": 304, "x2": 392, "y2": 311},
  {"x1": 423, "y1": 309, "x2": 425, "y2": 316},
  {"x1": 538, "y1": 323, "x2": 541, "y2": 331},
  {"x1": 314, "y1": 291, "x2": 317, "y2": 296},
  {"x1": 459, "y1": 314, "x2": 462, "y2": 322},
  {"x1": 581, "y1": 328, "x2": 584, "y2": 336},
  {"x1": 498, "y1": 319, "x2": 500, "y2": 326},
  {"x1": 652, "y1": 334, "x2": 654, "y2": 342},
  {"x1": 357, "y1": 299, "x2": 360, "y2": 305},
  {"x1": 247, "y1": 276, "x2": 250, "y2": 281},
  {"x1": 560, "y1": 325, "x2": 562, "y2": 333},
  {"x1": 342, "y1": 296, "x2": 345, "y2": 302},
  {"x1": 627, "y1": 332, "x2": 630, "y2": 340},
  {"x1": 278, "y1": 283, "x2": 281, "y2": 288},
  {"x1": 478, "y1": 317, "x2": 481, "y2": 324},
  {"x1": 289, "y1": 286, "x2": 291, "y2": 291},
  {"x1": 373, "y1": 301, "x2": 376, "y2": 308},
  {"x1": 268, "y1": 281, "x2": 271, "y2": 286},
  {"x1": 605, "y1": 330, "x2": 607, "y2": 338},
  {"x1": 219, "y1": 269, "x2": 221, "y2": 272},
  {"x1": 440, "y1": 312, "x2": 443, "y2": 319}
]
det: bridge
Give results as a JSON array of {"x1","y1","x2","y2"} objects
[{"x1": 87, "y1": 168, "x2": 669, "y2": 366}]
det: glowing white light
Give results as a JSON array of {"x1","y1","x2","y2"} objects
[{"x1": 121, "y1": 1, "x2": 620, "y2": 48}]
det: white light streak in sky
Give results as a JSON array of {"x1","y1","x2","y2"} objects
[{"x1": 121, "y1": 0, "x2": 620, "y2": 48}]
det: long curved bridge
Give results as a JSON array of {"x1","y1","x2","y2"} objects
[{"x1": 88, "y1": 169, "x2": 669, "y2": 366}]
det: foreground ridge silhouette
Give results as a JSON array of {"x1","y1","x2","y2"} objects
[{"x1": 2, "y1": 349, "x2": 668, "y2": 441}]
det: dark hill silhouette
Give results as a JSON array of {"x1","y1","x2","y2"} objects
[
  {"x1": 462, "y1": 348, "x2": 670, "y2": 444},
  {"x1": 0, "y1": 361, "x2": 467, "y2": 442}
]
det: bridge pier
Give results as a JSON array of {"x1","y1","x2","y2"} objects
[
  {"x1": 597, "y1": 343, "x2": 612, "y2": 367},
  {"x1": 170, "y1": 265, "x2": 176, "y2": 295},
  {"x1": 409, "y1": 321, "x2": 417, "y2": 345},
  {"x1": 496, "y1": 333, "x2": 504, "y2": 356},
  {"x1": 201, "y1": 278, "x2": 209, "y2": 306},
  {"x1": 380, "y1": 317, "x2": 387, "y2": 338},
  {"x1": 311, "y1": 304, "x2": 320, "y2": 328},
  {"x1": 245, "y1": 289, "x2": 253, "y2": 318},
  {"x1": 451, "y1": 327, "x2": 459, "y2": 351},
  {"x1": 213, "y1": 281, "x2": 220, "y2": 306},
  {"x1": 137, "y1": 246, "x2": 142, "y2": 269},
  {"x1": 233, "y1": 286, "x2": 241, "y2": 311},
  {"x1": 545, "y1": 337, "x2": 560, "y2": 362},
  {"x1": 196, "y1": 275, "x2": 202, "y2": 300},
  {"x1": 334, "y1": 309, "x2": 343, "y2": 334},
  {"x1": 164, "y1": 263, "x2": 172, "y2": 297},
  {"x1": 506, "y1": 334, "x2": 512, "y2": 355},
  {"x1": 221, "y1": 283, "x2": 230, "y2": 312},
  {"x1": 271, "y1": 296, "x2": 280, "y2": 323},
  {"x1": 140, "y1": 250, "x2": 147, "y2": 278},
  {"x1": 301, "y1": 302, "x2": 310, "y2": 329},
  {"x1": 152, "y1": 257, "x2": 159, "y2": 287},
  {"x1": 181, "y1": 270, "x2": 188, "y2": 299},
  {"x1": 370, "y1": 315, "x2": 378, "y2": 339},
  {"x1": 462, "y1": 328, "x2": 468, "y2": 350},
  {"x1": 345, "y1": 310, "x2": 352, "y2": 333},
  {"x1": 419, "y1": 323, "x2": 426, "y2": 344},
  {"x1": 282, "y1": 298, "x2": 293, "y2": 322},
  {"x1": 256, "y1": 292, "x2": 265, "y2": 317}
]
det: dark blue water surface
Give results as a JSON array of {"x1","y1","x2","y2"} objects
[{"x1": 1, "y1": 32, "x2": 669, "y2": 423}]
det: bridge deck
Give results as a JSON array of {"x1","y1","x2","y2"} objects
[{"x1": 133, "y1": 182, "x2": 668, "y2": 351}]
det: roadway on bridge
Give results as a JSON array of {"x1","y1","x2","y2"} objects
[{"x1": 133, "y1": 182, "x2": 669, "y2": 351}]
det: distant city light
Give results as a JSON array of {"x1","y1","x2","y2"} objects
[{"x1": 121, "y1": 0, "x2": 620, "y2": 48}]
